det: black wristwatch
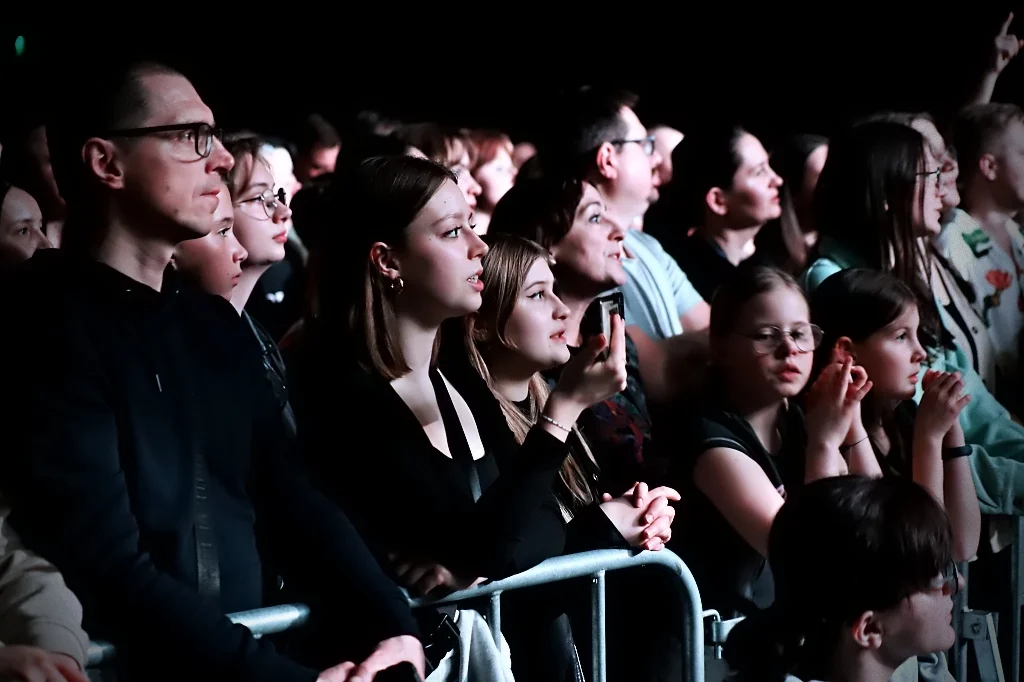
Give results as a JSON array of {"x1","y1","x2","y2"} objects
[{"x1": 942, "y1": 445, "x2": 972, "y2": 461}]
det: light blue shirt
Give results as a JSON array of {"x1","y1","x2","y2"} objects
[{"x1": 619, "y1": 230, "x2": 705, "y2": 340}]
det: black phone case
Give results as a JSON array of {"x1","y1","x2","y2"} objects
[{"x1": 581, "y1": 292, "x2": 624, "y2": 360}]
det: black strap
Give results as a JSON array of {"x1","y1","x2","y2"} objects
[
  {"x1": 430, "y1": 370, "x2": 482, "y2": 502},
  {"x1": 193, "y1": 449, "x2": 221, "y2": 598},
  {"x1": 164, "y1": 323, "x2": 221, "y2": 600},
  {"x1": 243, "y1": 312, "x2": 297, "y2": 438}
]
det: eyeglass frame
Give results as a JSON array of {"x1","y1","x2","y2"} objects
[
  {"x1": 236, "y1": 187, "x2": 288, "y2": 220},
  {"x1": 734, "y1": 323, "x2": 824, "y2": 355},
  {"x1": 609, "y1": 135, "x2": 656, "y2": 156},
  {"x1": 102, "y1": 122, "x2": 224, "y2": 160},
  {"x1": 943, "y1": 561, "x2": 961, "y2": 596},
  {"x1": 917, "y1": 167, "x2": 942, "y2": 187}
]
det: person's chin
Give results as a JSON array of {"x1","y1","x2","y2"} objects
[{"x1": 607, "y1": 266, "x2": 627, "y2": 287}]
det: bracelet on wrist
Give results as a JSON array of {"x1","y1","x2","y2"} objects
[
  {"x1": 942, "y1": 444, "x2": 972, "y2": 461},
  {"x1": 540, "y1": 414, "x2": 572, "y2": 433}
]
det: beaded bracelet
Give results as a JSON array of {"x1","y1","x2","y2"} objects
[{"x1": 540, "y1": 414, "x2": 572, "y2": 433}]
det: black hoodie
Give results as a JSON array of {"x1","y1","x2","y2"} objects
[{"x1": 0, "y1": 248, "x2": 418, "y2": 681}]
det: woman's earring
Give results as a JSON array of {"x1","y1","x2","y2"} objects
[{"x1": 388, "y1": 276, "x2": 405, "y2": 295}]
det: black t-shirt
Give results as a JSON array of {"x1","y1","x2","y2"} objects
[
  {"x1": 671, "y1": 400, "x2": 807, "y2": 618},
  {"x1": 674, "y1": 232, "x2": 771, "y2": 303}
]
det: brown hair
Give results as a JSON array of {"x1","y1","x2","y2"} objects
[
  {"x1": 953, "y1": 102, "x2": 1024, "y2": 185},
  {"x1": 464, "y1": 233, "x2": 598, "y2": 512},
  {"x1": 815, "y1": 120, "x2": 947, "y2": 351},
  {"x1": 488, "y1": 175, "x2": 585, "y2": 250},
  {"x1": 222, "y1": 133, "x2": 270, "y2": 200},
  {"x1": 313, "y1": 155, "x2": 457, "y2": 379},
  {"x1": 725, "y1": 474, "x2": 953, "y2": 681},
  {"x1": 468, "y1": 129, "x2": 514, "y2": 173},
  {"x1": 709, "y1": 263, "x2": 804, "y2": 340}
]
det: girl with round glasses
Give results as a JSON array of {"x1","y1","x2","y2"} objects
[{"x1": 669, "y1": 264, "x2": 875, "y2": 623}]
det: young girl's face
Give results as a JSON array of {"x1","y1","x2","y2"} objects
[
  {"x1": 495, "y1": 257, "x2": 572, "y2": 373},
  {"x1": 844, "y1": 303, "x2": 928, "y2": 401},
  {"x1": 716, "y1": 285, "x2": 817, "y2": 399}
]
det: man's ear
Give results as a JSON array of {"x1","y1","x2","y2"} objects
[
  {"x1": 82, "y1": 137, "x2": 128, "y2": 191},
  {"x1": 594, "y1": 142, "x2": 618, "y2": 181},
  {"x1": 979, "y1": 152, "x2": 999, "y2": 182}
]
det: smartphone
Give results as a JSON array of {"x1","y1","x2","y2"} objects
[{"x1": 581, "y1": 292, "x2": 624, "y2": 361}]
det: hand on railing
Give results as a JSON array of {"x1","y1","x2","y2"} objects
[
  {"x1": 600, "y1": 482, "x2": 680, "y2": 551},
  {"x1": 317, "y1": 635, "x2": 425, "y2": 682},
  {"x1": 0, "y1": 646, "x2": 88, "y2": 682},
  {"x1": 389, "y1": 553, "x2": 484, "y2": 597}
]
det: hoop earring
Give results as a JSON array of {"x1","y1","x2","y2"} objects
[{"x1": 388, "y1": 276, "x2": 405, "y2": 295}]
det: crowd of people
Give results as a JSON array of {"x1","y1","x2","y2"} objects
[{"x1": 0, "y1": 15, "x2": 1023, "y2": 682}]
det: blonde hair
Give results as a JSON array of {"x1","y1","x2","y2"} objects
[{"x1": 464, "y1": 233, "x2": 598, "y2": 514}]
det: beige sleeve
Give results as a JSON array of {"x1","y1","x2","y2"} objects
[{"x1": 0, "y1": 503, "x2": 89, "y2": 669}]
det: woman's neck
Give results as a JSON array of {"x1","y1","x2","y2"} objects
[
  {"x1": 230, "y1": 263, "x2": 271, "y2": 315},
  {"x1": 485, "y1": 354, "x2": 534, "y2": 402},
  {"x1": 699, "y1": 217, "x2": 763, "y2": 266},
  {"x1": 393, "y1": 313, "x2": 441, "y2": 381}
]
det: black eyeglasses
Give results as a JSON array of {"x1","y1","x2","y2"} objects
[
  {"x1": 104, "y1": 122, "x2": 223, "y2": 159},
  {"x1": 917, "y1": 168, "x2": 942, "y2": 187},
  {"x1": 238, "y1": 188, "x2": 287, "y2": 220},
  {"x1": 737, "y1": 324, "x2": 824, "y2": 355},
  {"x1": 610, "y1": 135, "x2": 656, "y2": 156}
]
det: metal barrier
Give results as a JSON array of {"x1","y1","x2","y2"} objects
[
  {"x1": 407, "y1": 548, "x2": 704, "y2": 682},
  {"x1": 86, "y1": 603, "x2": 311, "y2": 667},
  {"x1": 84, "y1": 550, "x2": 703, "y2": 681},
  {"x1": 1013, "y1": 516, "x2": 1024, "y2": 682}
]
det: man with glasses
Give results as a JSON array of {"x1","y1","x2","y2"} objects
[
  {"x1": 541, "y1": 87, "x2": 710, "y2": 406},
  {"x1": 1, "y1": 61, "x2": 422, "y2": 682}
]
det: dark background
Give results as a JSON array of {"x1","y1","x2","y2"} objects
[{"x1": 2, "y1": 10, "x2": 1022, "y2": 147}]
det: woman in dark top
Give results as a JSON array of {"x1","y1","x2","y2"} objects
[
  {"x1": 724, "y1": 475, "x2": 960, "y2": 682},
  {"x1": 461, "y1": 233, "x2": 678, "y2": 548},
  {"x1": 290, "y1": 156, "x2": 628, "y2": 592},
  {"x1": 663, "y1": 124, "x2": 783, "y2": 301},
  {"x1": 809, "y1": 269, "x2": 981, "y2": 564},
  {"x1": 448, "y1": 232, "x2": 679, "y2": 682},
  {"x1": 672, "y1": 264, "x2": 874, "y2": 618}
]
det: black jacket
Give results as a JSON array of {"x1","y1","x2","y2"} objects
[{"x1": 0, "y1": 249, "x2": 417, "y2": 681}]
